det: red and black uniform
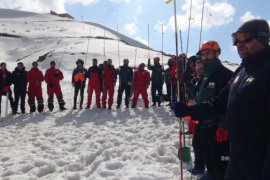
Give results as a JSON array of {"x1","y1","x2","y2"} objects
[
  {"x1": 27, "y1": 67, "x2": 44, "y2": 113},
  {"x1": 11, "y1": 67, "x2": 27, "y2": 114},
  {"x1": 87, "y1": 65, "x2": 102, "y2": 108},
  {"x1": 0, "y1": 69, "x2": 14, "y2": 114},
  {"x1": 45, "y1": 68, "x2": 65, "y2": 111},
  {"x1": 102, "y1": 64, "x2": 117, "y2": 108},
  {"x1": 132, "y1": 69, "x2": 150, "y2": 107},
  {"x1": 72, "y1": 67, "x2": 87, "y2": 109}
]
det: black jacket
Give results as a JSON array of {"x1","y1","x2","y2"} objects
[
  {"x1": 0, "y1": 70, "x2": 12, "y2": 91},
  {"x1": 192, "y1": 47, "x2": 270, "y2": 179},
  {"x1": 72, "y1": 67, "x2": 87, "y2": 88},
  {"x1": 117, "y1": 65, "x2": 133, "y2": 85},
  {"x1": 11, "y1": 67, "x2": 28, "y2": 92},
  {"x1": 147, "y1": 60, "x2": 163, "y2": 85}
]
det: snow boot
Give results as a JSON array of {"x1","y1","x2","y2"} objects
[{"x1": 85, "y1": 105, "x2": 90, "y2": 109}]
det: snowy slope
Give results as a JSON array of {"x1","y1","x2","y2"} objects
[{"x1": 0, "y1": 9, "x2": 239, "y2": 180}]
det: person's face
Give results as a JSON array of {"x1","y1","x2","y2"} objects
[
  {"x1": 77, "y1": 62, "x2": 83, "y2": 68},
  {"x1": 188, "y1": 61, "x2": 195, "y2": 69},
  {"x1": 1, "y1": 64, "x2": 6, "y2": 70},
  {"x1": 195, "y1": 62, "x2": 204, "y2": 77},
  {"x1": 33, "y1": 63, "x2": 38, "y2": 68},
  {"x1": 50, "y1": 63, "x2": 55, "y2": 68},
  {"x1": 200, "y1": 50, "x2": 218, "y2": 64},
  {"x1": 123, "y1": 60, "x2": 129, "y2": 65},
  {"x1": 107, "y1": 59, "x2": 112, "y2": 65},
  {"x1": 17, "y1": 63, "x2": 24, "y2": 70},
  {"x1": 93, "y1": 60, "x2": 97, "y2": 66}
]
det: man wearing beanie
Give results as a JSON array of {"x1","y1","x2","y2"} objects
[{"x1": 173, "y1": 19, "x2": 270, "y2": 179}]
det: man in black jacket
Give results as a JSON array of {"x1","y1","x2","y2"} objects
[
  {"x1": 0, "y1": 62, "x2": 14, "y2": 115},
  {"x1": 148, "y1": 57, "x2": 164, "y2": 107},
  {"x1": 11, "y1": 62, "x2": 27, "y2": 114},
  {"x1": 174, "y1": 19, "x2": 270, "y2": 180},
  {"x1": 116, "y1": 59, "x2": 133, "y2": 108}
]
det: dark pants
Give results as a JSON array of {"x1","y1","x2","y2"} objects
[
  {"x1": 166, "y1": 82, "x2": 171, "y2": 102},
  {"x1": 117, "y1": 83, "x2": 131, "y2": 106},
  {"x1": 13, "y1": 89, "x2": 26, "y2": 113},
  {"x1": 0, "y1": 89, "x2": 14, "y2": 113},
  {"x1": 192, "y1": 126, "x2": 206, "y2": 171},
  {"x1": 200, "y1": 126, "x2": 230, "y2": 180},
  {"x1": 151, "y1": 83, "x2": 162, "y2": 104},
  {"x1": 74, "y1": 84, "x2": 85, "y2": 108}
]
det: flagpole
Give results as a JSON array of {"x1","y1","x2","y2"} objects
[
  {"x1": 199, "y1": 0, "x2": 205, "y2": 49},
  {"x1": 148, "y1": 24, "x2": 150, "y2": 59},
  {"x1": 186, "y1": 0, "x2": 193, "y2": 55},
  {"x1": 117, "y1": 25, "x2": 120, "y2": 67},
  {"x1": 161, "y1": 24, "x2": 164, "y2": 65}
]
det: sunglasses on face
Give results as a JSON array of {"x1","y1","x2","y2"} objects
[{"x1": 231, "y1": 32, "x2": 254, "y2": 46}]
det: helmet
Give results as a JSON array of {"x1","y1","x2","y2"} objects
[{"x1": 200, "y1": 41, "x2": 221, "y2": 53}]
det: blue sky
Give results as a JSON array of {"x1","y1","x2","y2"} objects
[{"x1": 1, "y1": 0, "x2": 270, "y2": 64}]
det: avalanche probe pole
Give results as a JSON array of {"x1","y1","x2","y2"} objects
[{"x1": 172, "y1": 0, "x2": 184, "y2": 179}]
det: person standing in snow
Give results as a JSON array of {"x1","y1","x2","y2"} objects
[
  {"x1": 132, "y1": 63, "x2": 150, "y2": 108},
  {"x1": 116, "y1": 59, "x2": 133, "y2": 109},
  {"x1": 44, "y1": 61, "x2": 66, "y2": 111},
  {"x1": 27, "y1": 61, "x2": 44, "y2": 113},
  {"x1": 102, "y1": 58, "x2": 117, "y2": 110},
  {"x1": 11, "y1": 62, "x2": 27, "y2": 114},
  {"x1": 72, "y1": 59, "x2": 87, "y2": 110},
  {"x1": 99, "y1": 60, "x2": 107, "y2": 94},
  {"x1": 173, "y1": 19, "x2": 270, "y2": 180},
  {"x1": 86, "y1": 58, "x2": 102, "y2": 109},
  {"x1": 164, "y1": 58, "x2": 174, "y2": 106},
  {"x1": 175, "y1": 41, "x2": 233, "y2": 180},
  {"x1": 148, "y1": 57, "x2": 164, "y2": 107},
  {"x1": 169, "y1": 57, "x2": 178, "y2": 109},
  {"x1": 0, "y1": 62, "x2": 14, "y2": 114}
]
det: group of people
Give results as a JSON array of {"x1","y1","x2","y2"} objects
[
  {"x1": 174, "y1": 19, "x2": 270, "y2": 180},
  {"x1": 0, "y1": 61, "x2": 66, "y2": 115},
  {"x1": 71, "y1": 56, "x2": 164, "y2": 110}
]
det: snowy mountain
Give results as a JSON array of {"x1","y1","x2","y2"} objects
[{"x1": 0, "y1": 9, "x2": 238, "y2": 180}]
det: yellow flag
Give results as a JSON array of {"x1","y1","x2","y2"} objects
[{"x1": 166, "y1": 0, "x2": 173, "y2": 4}]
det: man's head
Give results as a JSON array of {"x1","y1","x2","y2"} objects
[
  {"x1": 50, "y1": 61, "x2": 56, "y2": 68},
  {"x1": 17, "y1": 62, "x2": 24, "y2": 70},
  {"x1": 232, "y1": 19, "x2": 270, "y2": 59},
  {"x1": 187, "y1": 56, "x2": 197, "y2": 70},
  {"x1": 123, "y1": 59, "x2": 129, "y2": 65},
  {"x1": 76, "y1": 59, "x2": 84, "y2": 68},
  {"x1": 200, "y1": 41, "x2": 221, "y2": 64},
  {"x1": 92, "y1": 58, "x2": 98, "y2": 66},
  {"x1": 107, "y1": 59, "x2": 112, "y2": 65},
  {"x1": 167, "y1": 58, "x2": 173, "y2": 67},
  {"x1": 195, "y1": 60, "x2": 204, "y2": 77},
  {"x1": 32, "y1": 61, "x2": 38, "y2": 68},
  {"x1": 154, "y1": 57, "x2": 160, "y2": 65},
  {"x1": 1, "y1": 62, "x2": 6, "y2": 70},
  {"x1": 139, "y1": 63, "x2": 145, "y2": 71}
]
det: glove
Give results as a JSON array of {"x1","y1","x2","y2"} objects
[
  {"x1": 215, "y1": 128, "x2": 228, "y2": 143},
  {"x1": 173, "y1": 102, "x2": 191, "y2": 118},
  {"x1": 54, "y1": 72, "x2": 59, "y2": 78},
  {"x1": 48, "y1": 83, "x2": 54, "y2": 88},
  {"x1": 2, "y1": 86, "x2": 9, "y2": 93}
]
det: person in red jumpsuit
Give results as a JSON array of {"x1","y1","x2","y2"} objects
[
  {"x1": 27, "y1": 62, "x2": 44, "y2": 113},
  {"x1": 86, "y1": 58, "x2": 102, "y2": 109},
  {"x1": 132, "y1": 63, "x2": 150, "y2": 108},
  {"x1": 44, "y1": 61, "x2": 66, "y2": 111},
  {"x1": 0, "y1": 62, "x2": 14, "y2": 115},
  {"x1": 102, "y1": 58, "x2": 117, "y2": 110}
]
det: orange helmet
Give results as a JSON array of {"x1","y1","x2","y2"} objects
[{"x1": 200, "y1": 41, "x2": 221, "y2": 53}]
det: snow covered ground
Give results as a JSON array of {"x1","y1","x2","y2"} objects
[{"x1": 0, "y1": 9, "x2": 239, "y2": 179}]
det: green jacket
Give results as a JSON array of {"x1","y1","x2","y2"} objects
[{"x1": 195, "y1": 59, "x2": 233, "y2": 129}]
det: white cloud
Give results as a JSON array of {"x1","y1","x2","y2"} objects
[
  {"x1": 154, "y1": 20, "x2": 168, "y2": 33},
  {"x1": 109, "y1": 0, "x2": 130, "y2": 3},
  {"x1": 168, "y1": 0, "x2": 235, "y2": 31},
  {"x1": 240, "y1": 12, "x2": 261, "y2": 23},
  {"x1": 135, "y1": 36, "x2": 148, "y2": 45},
  {"x1": 0, "y1": 0, "x2": 98, "y2": 13},
  {"x1": 124, "y1": 22, "x2": 138, "y2": 34},
  {"x1": 136, "y1": 5, "x2": 143, "y2": 14}
]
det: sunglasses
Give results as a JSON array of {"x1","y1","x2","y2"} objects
[{"x1": 231, "y1": 32, "x2": 254, "y2": 46}]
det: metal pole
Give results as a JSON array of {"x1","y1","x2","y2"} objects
[
  {"x1": 148, "y1": 24, "x2": 150, "y2": 59},
  {"x1": 179, "y1": 30, "x2": 183, "y2": 54},
  {"x1": 104, "y1": 28, "x2": 106, "y2": 60},
  {"x1": 162, "y1": 24, "x2": 164, "y2": 65},
  {"x1": 199, "y1": 0, "x2": 205, "y2": 49},
  {"x1": 58, "y1": 43, "x2": 68, "y2": 69},
  {"x1": 85, "y1": 28, "x2": 91, "y2": 65},
  {"x1": 117, "y1": 25, "x2": 120, "y2": 67},
  {"x1": 186, "y1": 0, "x2": 193, "y2": 55},
  {"x1": 134, "y1": 47, "x2": 138, "y2": 68}
]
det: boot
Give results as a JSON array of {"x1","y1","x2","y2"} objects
[
  {"x1": 152, "y1": 102, "x2": 156, "y2": 106},
  {"x1": 85, "y1": 105, "x2": 90, "y2": 109},
  {"x1": 145, "y1": 104, "x2": 149, "y2": 109}
]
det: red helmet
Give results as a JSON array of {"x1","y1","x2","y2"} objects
[{"x1": 200, "y1": 41, "x2": 221, "y2": 53}]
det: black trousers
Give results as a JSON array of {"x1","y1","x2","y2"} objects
[
  {"x1": 151, "y1": 83, "x2": 162, "y2": 104},
  {"x1": 117, "y1": 83, "x2": 131, "y2": 106},
  {"x1": 13, "y1": 89, "x2": 26, "y2": 113},
  {"x1": 200, "y1": 126, "x2": 230, "y2": 180},
  {"x1": 0, "y1": 89, "x2": 14, "y2": 113},
  {"x1": 74, "y1": 84, "x2": 85, "y2": 108},
  {"x1": 192, "y1": 126, "x2": 206, "y2": 171}
]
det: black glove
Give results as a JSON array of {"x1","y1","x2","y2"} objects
[
  {"x1": 48, "y1": 83, "x2": 54, "y2": 88},
  {"x1": 174, "y1": 102, "x2": 191, "y2": 118},
  {"x1": 54, "y1": 73, "x2": 59, "y2": 78}
]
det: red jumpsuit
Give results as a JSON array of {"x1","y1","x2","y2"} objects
[
  {"x1": 87, "y1": 66, "x2": 102, "y2": 108},
  {"x1": 132, "y1": 69, "x2": 150, "y2": 107},
  {"x1": 102, "y1": 64, "x2": 117, "y2": 108},
  {"x1": 44, "y1": 68, "x2": 65, "y2": 110},
  {"x1": 27, "y1": 68, "x2": 44, "y2": 112}
]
